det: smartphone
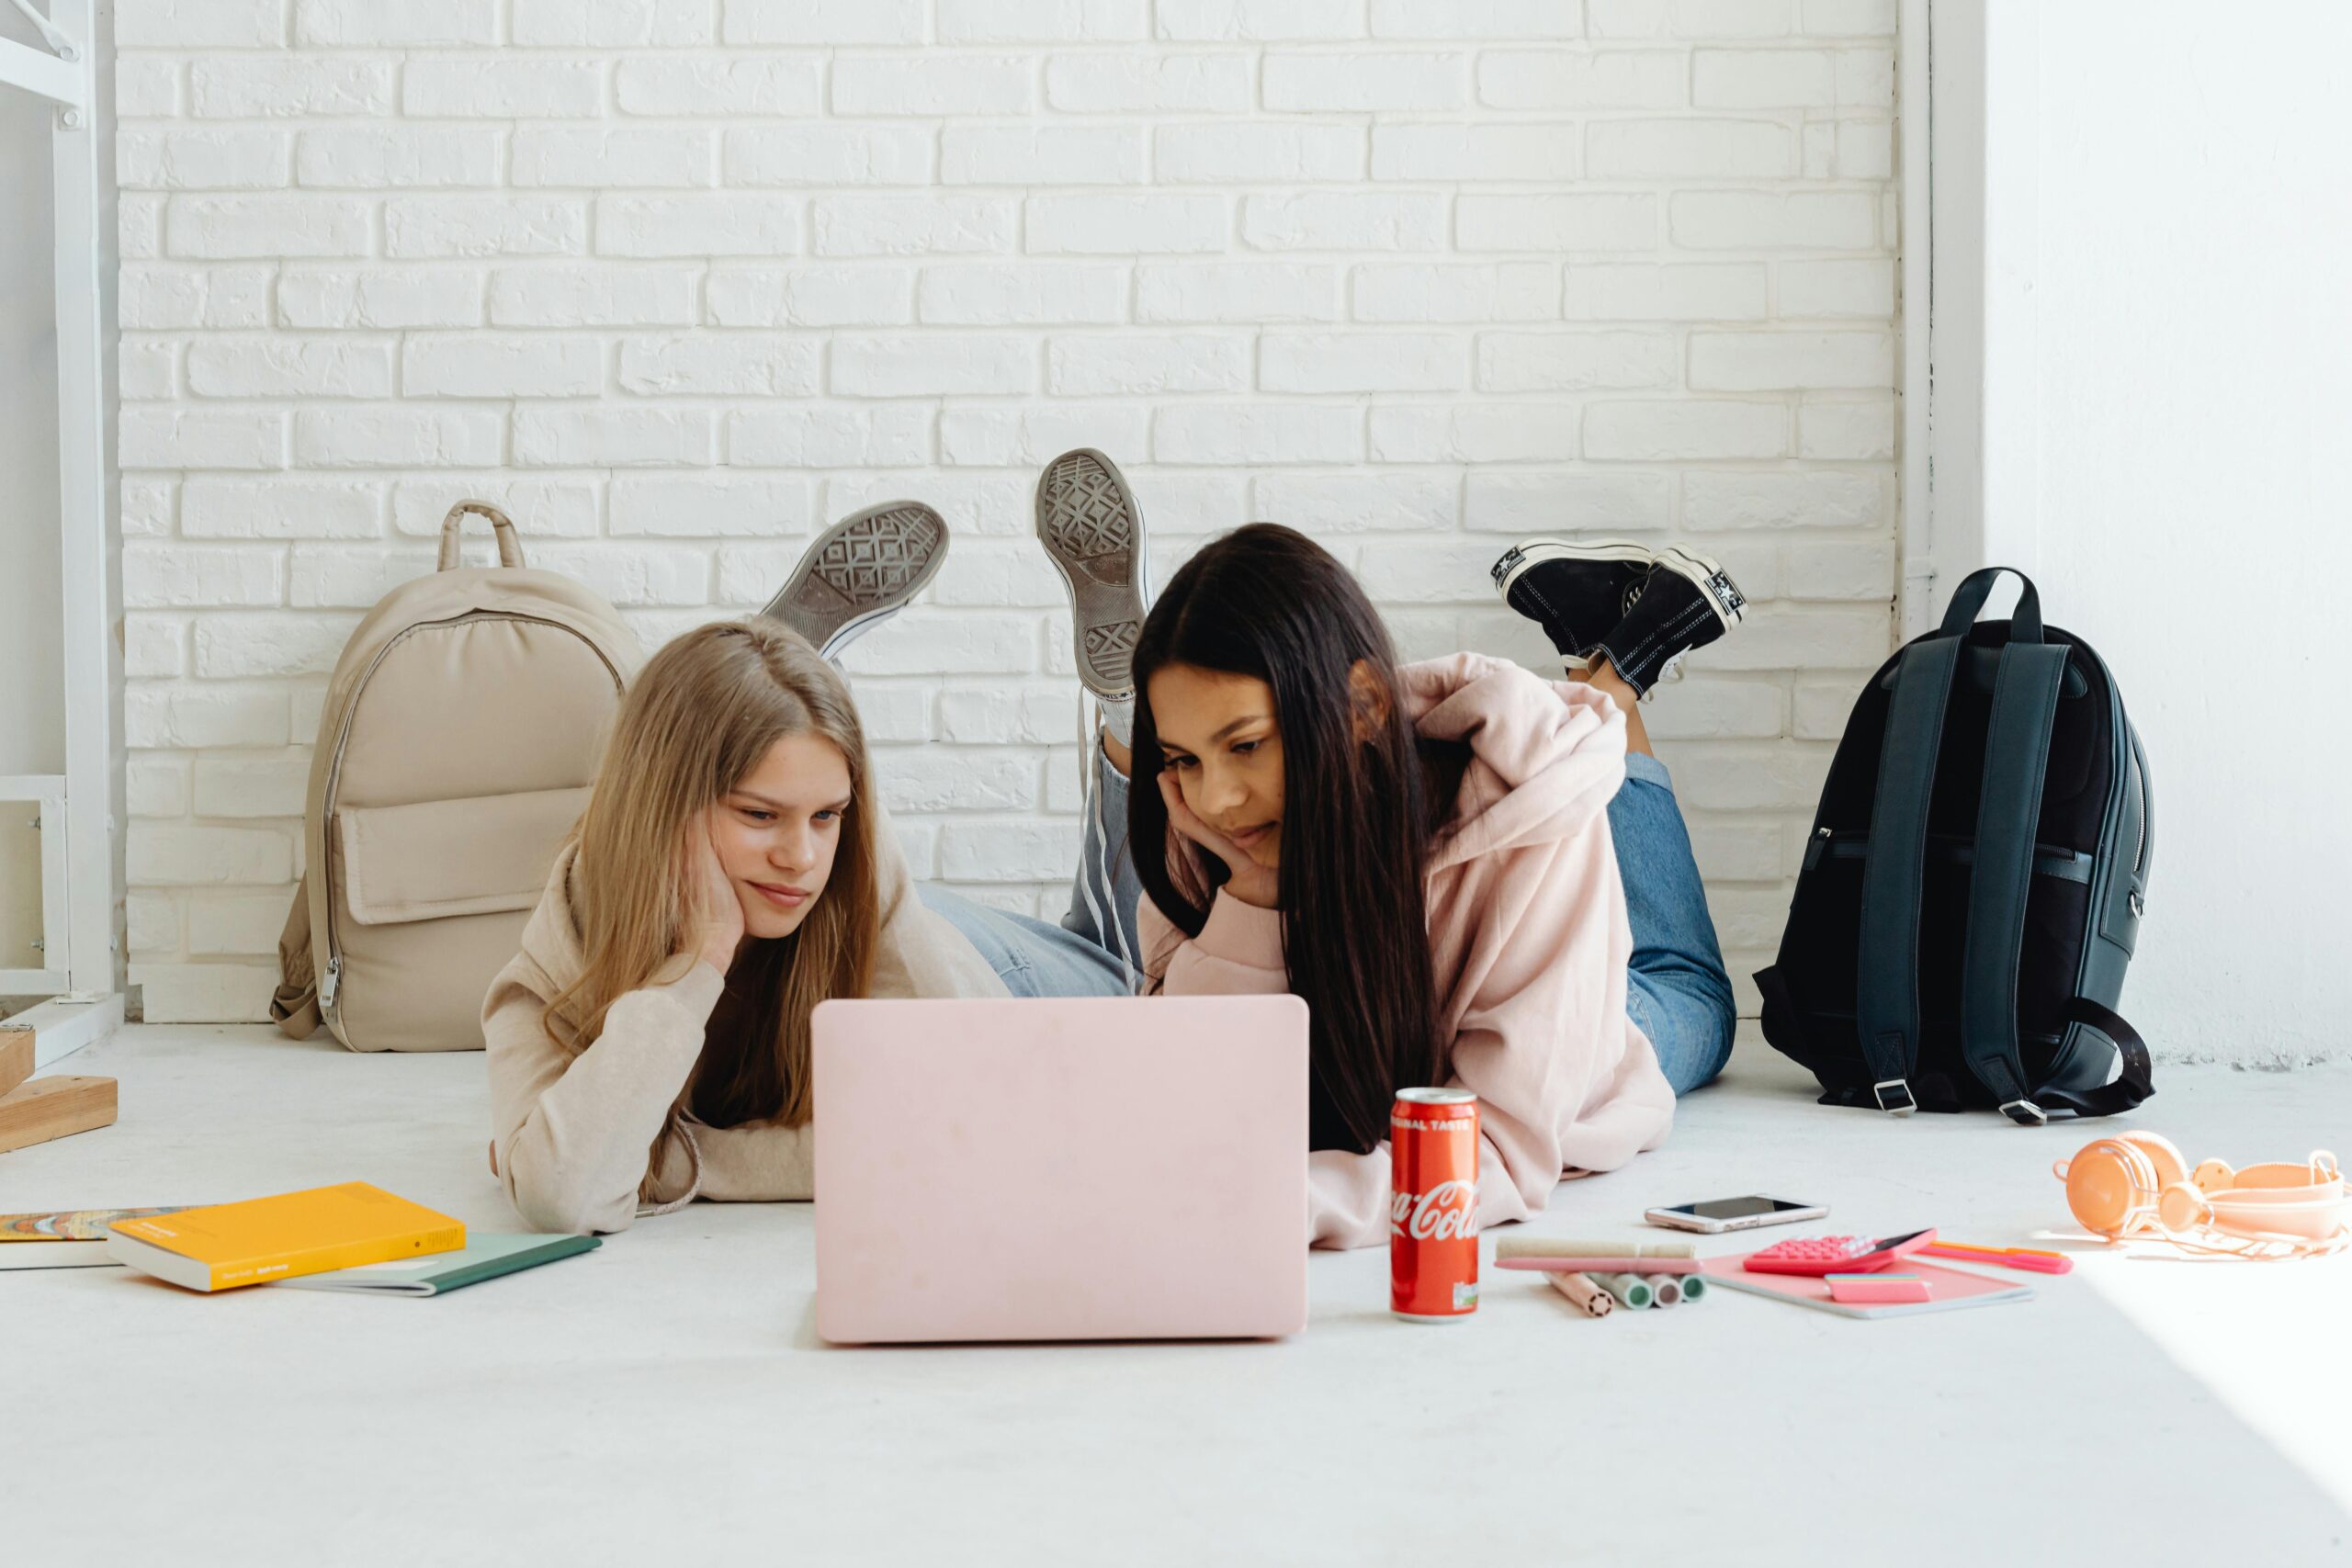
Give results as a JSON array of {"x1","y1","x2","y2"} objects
[{"x1": 1644, "y1": 1196, "x2": 1828, "y2": 1235}]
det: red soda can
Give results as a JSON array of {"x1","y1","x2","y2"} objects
[{"x1": 1389, "y1": 1088, "x2": 1479, "y2": 1322}]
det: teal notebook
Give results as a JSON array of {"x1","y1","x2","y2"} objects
[{"x1": 277, "y1": 1233, "x2": 598, "y2": 1296}]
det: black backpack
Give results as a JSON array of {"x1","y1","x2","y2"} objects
[{"x1": 1755, "y1": 568, "x2": 2154, "y2": 1123}]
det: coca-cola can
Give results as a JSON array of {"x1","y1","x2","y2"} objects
[{"x1": 1389, "y1": 1087, "x2": 1479, "y2": 1322}]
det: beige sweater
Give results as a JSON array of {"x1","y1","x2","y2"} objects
[{"x1": 483, "y1": 801, "x2": 1007, "y2": 1235}]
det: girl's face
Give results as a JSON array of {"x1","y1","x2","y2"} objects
[
  {"x1": 1148, "y1": 662, "x2": 1287, "y2": 869},
  {"x1": 708, "y1": 732, "x2": 853, "y2": 940}
]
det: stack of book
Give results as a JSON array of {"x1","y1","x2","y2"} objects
[
  {"x1": 107, "y1": 1182, "x2": 598, "y2": 1293},
  {"x1": 4, "y1": 1183, "x2": 595, "y2": 1292}
]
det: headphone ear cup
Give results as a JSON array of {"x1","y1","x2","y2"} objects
[
  {"x1": 2064, "y1": 1138, "x2": 2160, "y2": 1238},
  {"x1": 2120, "y1": 1131, "x2": 2190, "y2": 1189},
  {"x1": 2158, "y1": 1182, "x2": 2211, "y2": 1236}
]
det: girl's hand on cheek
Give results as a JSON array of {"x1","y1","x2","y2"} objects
[
  {"x1": 1159, "y1": 771, "x2": 1279, "y2": 909},
  {"x1": 681, "y1": 812, "x2": 745, "y2": 974}
]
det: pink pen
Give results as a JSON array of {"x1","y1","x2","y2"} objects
[{"x1": 1919, "y1": 1242, "x2": 2073, "y2": 1275}]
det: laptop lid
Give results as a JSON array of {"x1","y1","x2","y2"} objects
[{"x1": 813, "y1": 995, "x2": 1309, "y2": 1345}]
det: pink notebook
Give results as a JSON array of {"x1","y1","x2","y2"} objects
[{"x1": 1701, "y1": 1250, "x2": 2035, "y2": 1320}]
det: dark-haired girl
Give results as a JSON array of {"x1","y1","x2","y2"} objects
[{"x1": 925, "y1": 450, "x2": 1741, "y2": 1250}]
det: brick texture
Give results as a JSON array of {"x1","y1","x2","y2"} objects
[{"x1": 116, "y1": 5, "x2": 1899, "y2": 1021}]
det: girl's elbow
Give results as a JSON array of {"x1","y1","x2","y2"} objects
[{"x1": 503, "y1": 1151, "x2": 628, "y2": 1237}]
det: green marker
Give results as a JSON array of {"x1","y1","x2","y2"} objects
[{"x1": 1593, "y1": 1271, "x2": 1655, "y2": 1310}]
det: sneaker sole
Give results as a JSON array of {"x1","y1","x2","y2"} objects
[
  {"x1": 761, "y1": 501, "x2": 950, "y2": 660},
  {"x1": 1489, "y1": 538, "x2": 1657, "y2": 671},
  {"x1": 1035, "y1": 447, "x2": 1148, "y2": 699},
  {"x1": 1650, "y1": 546, "x2": 1748, "y2": 633}
]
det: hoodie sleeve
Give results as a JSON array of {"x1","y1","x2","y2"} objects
[
  {"x1": 684, "y1": 1114, "x2": 814, "y2": 1201},
  {"x1": 1138, "y1": 890, "x2": 1289, "y2": 995},
  {"x1": 484, "y1": 941, "x2": 724, "y2": 1237}
]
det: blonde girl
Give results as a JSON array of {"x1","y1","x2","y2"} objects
[{"x1": 483, "y1": 620, "x2": 1003, "y2": 1234}]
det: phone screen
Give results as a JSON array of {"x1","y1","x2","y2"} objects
[{"x1": 1670, "y1": 1196, "x2": 1815, "y2": 1220}]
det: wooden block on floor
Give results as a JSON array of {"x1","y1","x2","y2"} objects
[
  {"x1": 0, "y1": 1027, "x2": 30, "y2": 1098},
  {"x1": 0, "y1": 1075, "x2": 118, "y2": 1155}
]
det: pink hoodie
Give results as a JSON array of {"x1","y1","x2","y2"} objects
[{"x1": 1138, "y1": 652, "x2": 1676, "y2": 1250}]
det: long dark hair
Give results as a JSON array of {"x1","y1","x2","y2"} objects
[{"x1": 1130, "y1": 525, "x2": 1454, "y2": 1154}]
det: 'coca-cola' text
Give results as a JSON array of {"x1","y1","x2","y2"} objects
[{"x1": 1390, "y1": 1179, "x2": 1478, "y2": 1241}]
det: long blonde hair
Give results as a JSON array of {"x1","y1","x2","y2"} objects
[{"x1": 546, "y1": 620, "x2": 878, "y2": 1193}]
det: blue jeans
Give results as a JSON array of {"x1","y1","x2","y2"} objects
[
  {"x1": 920, "y1": 747, "x2": 1736, "y2": 1096},
  {"x1": 919, "y1": 757, "x2": 1146, "y2": 1001},
  {"x1": 1614, "y1": 752, "x2": 1736, "y2": 1094}
]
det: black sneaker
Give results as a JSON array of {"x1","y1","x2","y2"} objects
[
  {"x1": 1590, "y1": 547, "x2": 1747, "y2": 695},
  {"x1": 1035, "y1": 448, "x2": 1149, "y2": 701},
  {"x1": 761, "y1": 501, "x2": 949, "y2": 661},
  {"x1": 1490, "y1": 538, "x2": 1657, "y2": 671}
]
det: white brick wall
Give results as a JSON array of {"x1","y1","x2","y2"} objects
[{"x1": 114, "y1": 0, "x2": 1899, "y2": 1022}]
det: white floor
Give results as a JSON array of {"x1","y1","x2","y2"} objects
[{"x1": 9, "y1": 1025, "x2": 2351, "y2": 1566}]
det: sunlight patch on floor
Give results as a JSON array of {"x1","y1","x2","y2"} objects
[{"x1": 2066, "y1": 1233, "x2": 2352, "y2": 1514}]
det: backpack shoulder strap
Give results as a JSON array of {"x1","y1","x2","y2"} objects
[
  {"x1": 1854, "y1": 633, "x2": 1966, "y2": 1113},
  {"x1": 2032, "y1": 998, "x2": 2156, "y2": 1117},
  {"x1": 1956, "y1": 640, "x2": 2072, "y2": 1122}
]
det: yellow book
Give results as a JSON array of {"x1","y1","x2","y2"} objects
[{"x1": 106, "y1": 1182, "x2": 465, "y2": 1292}]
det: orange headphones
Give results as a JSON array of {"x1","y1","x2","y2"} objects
[{"x1": 2056, "y1": 1132, "x2": 2346, "y2": 1255}]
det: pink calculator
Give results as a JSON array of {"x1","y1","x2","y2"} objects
[{"x1": 1743, "y1": 1228, "x2": 1936, "y2": 1276}]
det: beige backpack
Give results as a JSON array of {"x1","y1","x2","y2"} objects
[{"x1": 271, "y1": 502, "x2": 639, "y2": 1052}]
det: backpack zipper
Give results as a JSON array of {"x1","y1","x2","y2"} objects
[
  {"x1": 1805, "y1": 827, "x2": 2092, "y2": 882},
  {"x1": 2127, "y1": 800, "x2": 2145, "y2": 916},
  {"x1": 2125, "y1": 732, "x2": 2150, "y2": 919},
  {"x1": 2128, "y1": 785, "x2": 2147, "y2": 918},
  {"x1": 314, "y1": 609, "x2": 624, "y2": 1040}
]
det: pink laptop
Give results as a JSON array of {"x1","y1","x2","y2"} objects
[{"x1": 812, "y1": 995, "x2": 1309, "y2": 1345}]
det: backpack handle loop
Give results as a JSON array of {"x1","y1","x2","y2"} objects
[
  {"x1": 438, "y1": 501, "x2": 526, "y2": 571},
  {"x1": 1939, "y1": 566, "x2": 2044, "y2": 644}
]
